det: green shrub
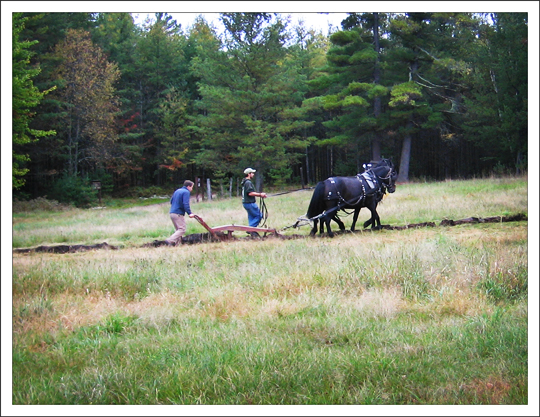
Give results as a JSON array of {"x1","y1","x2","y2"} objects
[{"x1": 48, "y1": 173, "x2": 96, "y2": 208}]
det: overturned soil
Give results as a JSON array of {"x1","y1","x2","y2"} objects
[{"x1": 13, "y1": 213, "x2": 528, "y2": 254}]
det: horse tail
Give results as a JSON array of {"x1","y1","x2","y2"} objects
[{"x1": 306, "y1": 181, "x2": 326, "y2": 219}]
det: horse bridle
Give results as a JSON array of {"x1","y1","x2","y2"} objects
[
  {"x1": 376, "y1": 166, "x2": 394, "y2": 181},
  {"x1": 370, "y1": 166, "x2": 396, "y2": 196}
]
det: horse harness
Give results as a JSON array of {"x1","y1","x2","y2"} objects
[{"x1": 326, "y1": 169, "x2": 383, "y2": 208}]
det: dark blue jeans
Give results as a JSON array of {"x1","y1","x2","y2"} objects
[{"x1": 243, "y1": 202, "x2": 262, "y2": 227}]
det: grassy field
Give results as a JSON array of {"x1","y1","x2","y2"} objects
[{"x1": 8, "y1": 176, "x2": 535, "y2": 410}]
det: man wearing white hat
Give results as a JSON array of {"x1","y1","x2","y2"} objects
[{"x1": 241, "y1": 168, "x2": 267, "y2": 233}]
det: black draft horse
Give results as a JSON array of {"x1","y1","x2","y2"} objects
[{"x1": 306, "y1": 159, "x2": 397, "y2": 237}]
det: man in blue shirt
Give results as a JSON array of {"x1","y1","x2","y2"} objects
[{"x1": 165, "y1": 180, "x2": 198, "y2": 245}]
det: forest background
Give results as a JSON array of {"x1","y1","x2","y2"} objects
[{"x1": 7, "y1": 5, "x2": 535, "y2": 208}]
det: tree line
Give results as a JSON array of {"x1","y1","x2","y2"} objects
[{"x1": 12, "y1": 12, "x2": 528, "y2": 205}]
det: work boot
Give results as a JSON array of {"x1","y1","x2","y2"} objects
[{"x1": 250, "y1": 232, "x2": 261, "y2": 238}]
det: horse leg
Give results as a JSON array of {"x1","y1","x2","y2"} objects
[
  {"x1": 351, "y1": 207, "x2": 360, "y2": 232},
  {"x1": 325, "y1": 216, "x2": 334, "y2": 237},
  {"x1": 319, "y1": 213, "x2": 334, "y2": 237},
  {"x1": 367, "y1": 207, "x2": 381, "y2": 230},
  {"x1": 373, "y1": 211, "x2": 381, "y2": 229},
  {"x1": 363, "y1": 211, "x2": 375, "y2": 228},
  {"x1": 310, "y1": 219, "x2": 318, "y2": 236},
  {"x1": 364, "y1": 197, "x2": 379, "y2": 229},
  {"x1": 332, "y1": 214, "x2": 346, "y2": 232}
]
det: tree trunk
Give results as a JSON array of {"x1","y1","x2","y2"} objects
[
  {"x1": 397, "y1": 124, "x2": 413, "y2": 183},
  {"x1": 74, "y1": 117, "x2": 80, "y2": 176},
  {"x1": 67, "y1": 126, "x2": 73, "y2": 177},
  {"x1": 305, "y1": 145, "x2": 311, "y2": 185},
  {"x1": 515, "y1": 151, "x2": 523, "y2": 175},
  {"x1": 330, "y1": 146, "x2": 334, "y2": 176},
  {"x1": 255, "y1": 170, "x2": 263, "y2": 192},
  {"x1": 397, "y1": 53, "x2": 419, "y2": 183},
  {"x1": 372, "y1": 129, "x2": 381, "y2": 162},
  {"x1": 372, "y1": 12, "x2": 382, "y2": 162},
  {"x1": 206, "y1": 178, "x2": 212, "y2": 200}
]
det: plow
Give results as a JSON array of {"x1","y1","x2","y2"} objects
[{"x1": 190, "y1": 215, "x2": 279, "y2": 241}]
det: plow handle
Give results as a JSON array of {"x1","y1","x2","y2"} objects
[{"x1": 192, "y1": 215, "x2": 217, "y2": 236}]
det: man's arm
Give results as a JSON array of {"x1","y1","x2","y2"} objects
[{"x1": 182, "y1": 189, "x2": 192, "y2": 215}]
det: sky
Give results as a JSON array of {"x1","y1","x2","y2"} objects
[{"x1": 132, "y1": 12, "x2": 350, "y2": 33}]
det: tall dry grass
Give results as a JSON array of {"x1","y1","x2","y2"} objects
[{"x1": 10, "y1": 176, "x2": 531, "y2": 406}]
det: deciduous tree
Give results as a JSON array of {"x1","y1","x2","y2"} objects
[{"x1": 51, "y1": 28, "x2": 120, "y2": 177}]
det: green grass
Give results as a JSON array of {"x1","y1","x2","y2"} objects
[{"x1": 10, "y1": 176, "x2": 531, "y2": 406}]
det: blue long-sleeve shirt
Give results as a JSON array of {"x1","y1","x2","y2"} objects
[{"x1": 169, "y1": 186, "x2": 192, "y2": 215}]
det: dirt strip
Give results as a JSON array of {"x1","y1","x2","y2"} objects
[{"x1": 13, "y1": 213, "x2": 528, "y2": 253}]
